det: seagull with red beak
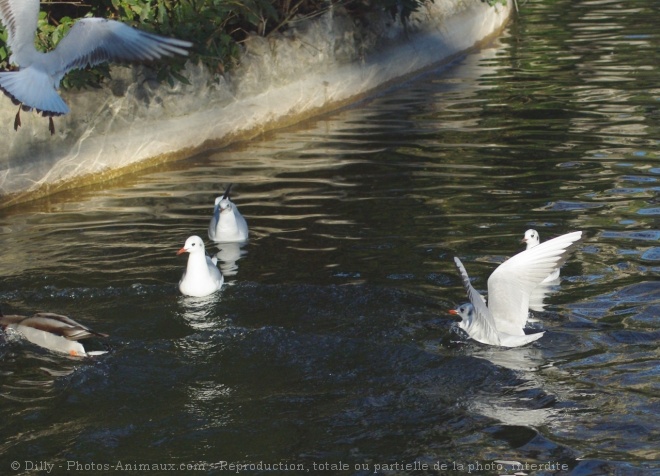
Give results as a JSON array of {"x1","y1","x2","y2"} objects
[{"x1": 177, "y1": 235, "x2": 224, "y2": 297}]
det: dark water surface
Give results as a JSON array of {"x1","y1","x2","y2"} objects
[{"x1": 1, "y1": 1, "x2": 659, "y2": 474}]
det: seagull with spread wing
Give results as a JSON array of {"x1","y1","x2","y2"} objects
[
  {"x1": 0, "y1": 0, "x2": 192, "y2": 134},
  {"x1": 450, "y1": 231, "x2": 582, "y2": 347}
]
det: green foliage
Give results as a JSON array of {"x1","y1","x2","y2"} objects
[
  {"x1": 483, "y1": 0, "x2": 508, "y2": 6},
  {"x1": 0, "y1": 25, "x2": 7, "y2": 64},
  {"x1": 0, "y1": 0, "x2": 430, "y2": 90},
  {"x1": 343, "y1": 0, "x2": 423, "y2": 22}
]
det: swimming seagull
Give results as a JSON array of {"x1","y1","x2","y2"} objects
[
  {"x1": 177, "y1": 235, "x2": 224, "y2": 297},
  {"x1": 522, "y1": 229, "x2": 562, "y2": 312},
  {"x1": 0, "y1": 0, "x2": 193, "y2": 134},
  {"x1": 208, "y1": 184, "x2": 249, "y2": 243},
  {"x1": 449, "y1": 302, "x2": 545, "y2": 347},
  {"x1": 450, "y1": 230, "x2": 582, "y2": 347},
  {"x1": 522, "y1": 229, "x2": 560, "y2": 283},
  {"x1": 0, "y1": 310, "x2": 108, "y2": 356}
]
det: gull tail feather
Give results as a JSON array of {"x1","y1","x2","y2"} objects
[
  {"x1": 499, "y1": 330, "x2": 545, "y2": 348},
  {"x1": 0, "y1": 69, "x2": 69, "y2": 116},
  {"x1": 222, "y1": 183, "x2": 233, "y2": 201},
  {"x1": 214, "y1": 184, "x2": 233, "y2": 207}
]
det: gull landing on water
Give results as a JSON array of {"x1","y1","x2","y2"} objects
[
  {"x1": 177, "y1": 235, "x2": 224, "y2": 297},
  {"x1": 208, "y1": 184, "x2": 249, "y2": 243},
  {"x1": 449, "y1": 303, "x2": 545, "y2": 347},
  {"x1": 450, "y1": 231, "x2": 582, "y2": 347},
  {"x1": 0, "y1": 311, "x2": 108, "y2": 356},
  {"x1": 0, "y1": 0, "x2": 192, "y2": 134}
]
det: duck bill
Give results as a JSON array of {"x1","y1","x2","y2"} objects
[{"x1": 176, "y1": 247, "x2": 188, "y2": 255}]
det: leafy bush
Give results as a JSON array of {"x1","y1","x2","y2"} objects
[{"x1": 0, "y1": 0, "x2": 293, "y2": 85}]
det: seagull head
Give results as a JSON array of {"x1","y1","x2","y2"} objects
[
  {"x1": 177, "y1": 235, "x2": 206, "y2": 255},
  {"x1": 449, "y1": 303, "x2": 479, "y2": 335},
  {"x1": 220, "y1": 200, "x2": 232, "y2": 213},
  {"x1": 214, "y1": 196, "x2": 233, "y2": 214},
  {"x1": 448, "y1": 303, "x2": 475, "y2": 323},
  {"x1": 522, "y1": 229, "x2": 540, "y2": 249}
]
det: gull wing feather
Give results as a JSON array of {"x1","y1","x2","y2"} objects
[
  {"x1": 0, "y1": 0, "x2": 40, "y2": 65},
  {"x1": 454, "y1": 257, "x2": 501, "y2": 346},
  {"x1": 51, "y1": 18, "x2": 192, "y2": 82},
  {"x1": 488, "y1": 231, "x2": 582, "y2": 335}
]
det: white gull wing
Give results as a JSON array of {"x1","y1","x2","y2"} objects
[
  {"x1": 488, "y1": 231, "x2": 582, "y2": 335},
  {"x1": 51, "y1": 18, "x2": 192, "y2": 85},
  {"x1": 523, "y1": 230, "x2": 562, "y2": 288},
  {"x1": 528, "y1": 281, "x2": 555, "y2": 313},
  {"x1": 0, "y1": 0, "x2": 40, "y2": 65},
  {"x1": 0, "y1": 2, "x2": 191, "y2": 118},
  {"x1": 522, "y1": 229, "x2": 561, "y2": 312},
  {"x1": 528, "y1": 264, "x2": 561, "y2": 313},
  {"x1": 179, "y1": 258, "x2": 216, "y2": 280},
  {"x1": 498, "y1": 330, "x2": 545, "y2": 348},
  {"x1": 453, "y1": 257, "x2": 501, "y2": 346}
]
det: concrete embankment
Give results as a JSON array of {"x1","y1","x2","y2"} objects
[{"x1": 0, "y1": 0, "x2": 511, "y2": 206}]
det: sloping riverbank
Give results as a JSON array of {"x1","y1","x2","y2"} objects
[{"x1": 0, "y1": 0, "x2": 511, "y2": 206}]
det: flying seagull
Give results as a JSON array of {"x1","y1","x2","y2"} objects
[{"x1": 0, "y1": 0, "x2": 192, "y2": 134}]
